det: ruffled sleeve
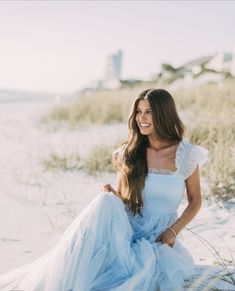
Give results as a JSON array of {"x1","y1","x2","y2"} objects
[{"x1": 176, "y1": 138, "x2": 209, "y2": 180}]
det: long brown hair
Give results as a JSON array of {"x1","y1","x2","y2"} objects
[{"x1": 115, "y1": 89, "x2": 184, "y2": 216}]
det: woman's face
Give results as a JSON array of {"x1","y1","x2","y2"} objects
[{"x1": 135, "y1": 99, "x2": 154, "y2": 135}]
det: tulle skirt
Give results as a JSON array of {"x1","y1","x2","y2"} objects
[{"x1": 0, "y1": 192, "x2": 196, "y2": 291}]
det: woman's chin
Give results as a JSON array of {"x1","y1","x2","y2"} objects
[{"x1": 139, "y1": 130, "x2": 151, "y2": 135}]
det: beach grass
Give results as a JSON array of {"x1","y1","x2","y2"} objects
[
  {"x1": 43, "y1": 141, "x2": 124, "y2": 175},
  {"x1": 85, "y1": 144, "x2": 116, "y2": 175},
  {"x1": 43, "y1": 152, "x2": 83, "y2": 171},
  {"x1": 174, "y1": 81, "x2": 235, "y2": 200},
  {"x1": 44, "y1": 79, "x2": 235, "y2": 200}
]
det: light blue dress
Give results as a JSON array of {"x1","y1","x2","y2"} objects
[{"x1": 0, "y1": 138, "x2": 208, "y2": 291}]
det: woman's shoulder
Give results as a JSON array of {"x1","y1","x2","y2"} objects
[
  {"x1": 112, "y1": 144, "x2": 127, "y2": 169},
  {"x1": 112, "y1": 143, "x2": 127, "y2": 159},
  {"x1": 176, "y1": 137, "x2": 209, "y2": 179}
]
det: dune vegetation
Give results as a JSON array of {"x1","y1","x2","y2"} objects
[{"x1": 44, "y1": 79, "x2": 235, "y2": 201}]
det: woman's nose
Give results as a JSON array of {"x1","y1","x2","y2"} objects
[{"x1": 140, "y1": 112, "x2": 147, "y2": 120}]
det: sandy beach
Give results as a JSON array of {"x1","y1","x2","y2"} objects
[{"x1": 0, "y1": 99, "x2": 234, "y2": 289}]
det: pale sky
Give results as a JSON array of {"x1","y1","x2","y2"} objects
[{"x1": 0, "y1": 1, "x2": 234, "y2": 94}]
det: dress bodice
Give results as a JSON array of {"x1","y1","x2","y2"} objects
[
  {"x1": 141, "y1": 137, "x2": 208, "y2": 215},
  {"x1": 113, "y1": 138, "x2": 208, "y2": 241},
  {"x1": 142, "y1": 174, "x2": 185, "y2": 214}
]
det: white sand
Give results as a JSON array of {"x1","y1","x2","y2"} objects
[{"x1": 0, "y1": 99, "x2": 234, "y2": 289}]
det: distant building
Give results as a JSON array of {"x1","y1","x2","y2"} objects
[
  {"x1": 205, "y1": 52, "x2": 233, "y2": 74},
  {"x1": 103, "y1": 50, "x2": 123, "y2": 89},
  {"x1": 179, "y1": 56, "x2": 212, "y2": 76},
  {"x1": 158, "y1": 48, "x2": 235, "y2": 88}
]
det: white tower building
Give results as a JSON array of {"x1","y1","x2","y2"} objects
[{"x1": 104, "y1": 50, "x2": 123, "y2": 89}]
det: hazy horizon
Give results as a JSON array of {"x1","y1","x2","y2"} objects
[{"x1": 0, "y1": 1, "x2": 234, "y2": 94}]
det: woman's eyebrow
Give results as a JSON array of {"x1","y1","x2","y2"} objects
[{"x1": 136, "y1": 107, "x2": 151, "y2": 110}]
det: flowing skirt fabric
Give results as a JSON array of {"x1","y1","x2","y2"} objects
[{"x1": 0, "y1": 192, "x2": 195, "y2": 291}]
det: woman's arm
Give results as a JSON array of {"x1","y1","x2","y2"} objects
[
  {"x1": 156, "y1": 165, "x2": 202, "y2": 247},
  {"x1": 170, "y1": 165, "x2": 202, "y2": 234},
  {"x1": 103, "y1": 151, "x2": 123, "y2": 196}
]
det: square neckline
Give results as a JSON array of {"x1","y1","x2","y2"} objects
[{"x1": 147, "y1": 138, "x2": 186, "y2": 176}]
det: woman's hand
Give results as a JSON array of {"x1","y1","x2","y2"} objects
[
  {"x1": 102, "y1": 184, "x2": 117, "y2": 195},
  {"x1": 155, "y1": 229, "x2": 176, "y2": 248}
]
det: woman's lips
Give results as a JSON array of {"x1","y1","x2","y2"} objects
[{"x1": 139, "y1": 123, "x2": 151, "y2": 128}]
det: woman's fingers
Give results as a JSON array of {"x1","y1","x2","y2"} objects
[
  {"x1": 103, "y1": 184, "x2": 110, "y2": 191},
  {"x1": 155, "y1": 232, "x2": 175, "y2": 247},
  {"x1": 102, "y1": 184, "x2": 114, "y2": 192},
  {"x1": 155, "y1": 235, "x2": 162, "y2": 242}
]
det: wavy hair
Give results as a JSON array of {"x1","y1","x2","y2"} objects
[{"x1": 114, "y1": 89, "x2": 184, "y2": 216}]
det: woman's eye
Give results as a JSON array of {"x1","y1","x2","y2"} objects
[{"x1": 136, "y1": 110, "x2": 151, "y2": 114}]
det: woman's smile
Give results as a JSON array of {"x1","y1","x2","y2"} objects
[{"x1": 139, "y1": 123, "x2": 151, "y2": 128}]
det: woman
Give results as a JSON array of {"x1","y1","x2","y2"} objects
[{"x1": 0, "y1": 89, "x2": 208, "y2": 290}]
